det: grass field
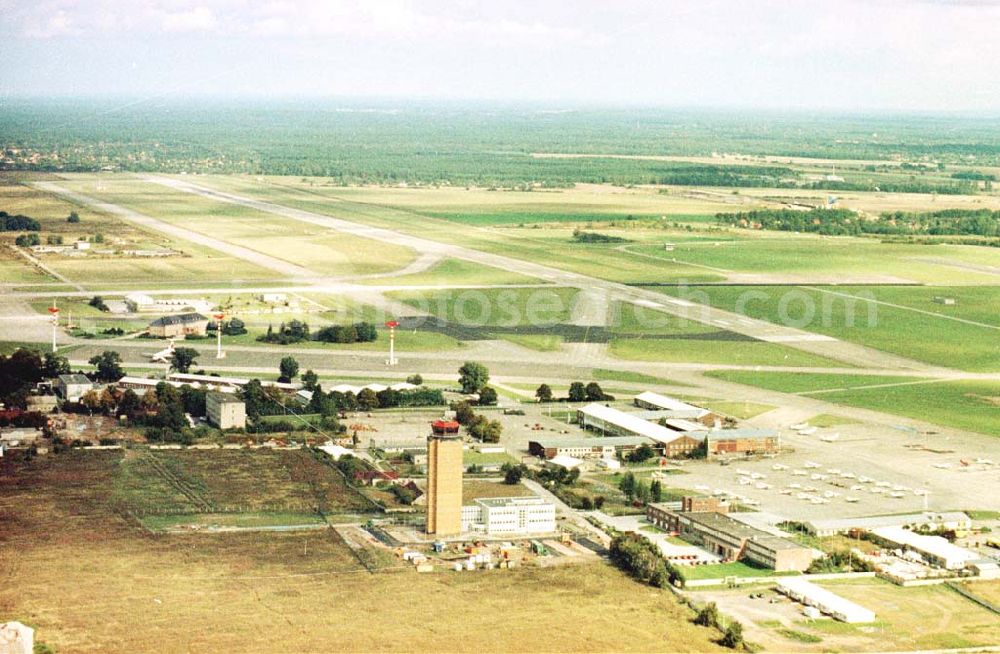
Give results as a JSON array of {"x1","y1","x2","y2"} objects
[
  {"x1": 391, "y1": 287, "x2": 581, "y2": 327},
  {"x1": 806, "y1": 578, "x2": 1000, "y2": 651},
  {"x1": 630, "y1": 237, "x2": 1000, "y2": 284},
  {"x1": 704, "y1": 371, "x2": 929, "y2": 394},
  {"x1": 706, "y1": 371, "x2": 999, "y2": 435},
  {"x1": 58, "y1": 177, "x2": 419, "y2": 277},
  {"x1": 682, "y1": 561, "x2": 792, "y2": 581},
  {"x1": 657, "y1": 285, "x2": 1000, "y2": 372},
  {"x1": 0, "y1": 450, "x2": 724, "y2": 653},
  {"x1": 359, "y1": 257, "x2": 544, "y2": 286},
  {"x1": 609, "y1": 336, "x2": 847, "y2": 367}
]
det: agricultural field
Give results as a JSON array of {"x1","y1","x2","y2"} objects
[
  {"x1": 112, "y1": 448, "x2": 376, "y2": 528},
  {"x1": 657, "y1": 284, "x2": 1000, "y2": 372},
  {"x1": 0, "y1": 450, "x2": 724, "y2": 653},
  {"x1": 56, "y1": 177, "x2": 419, "y2": 277},
  {"x1": 707, "y1": 371, "x2": 1000, "y2": 436}
]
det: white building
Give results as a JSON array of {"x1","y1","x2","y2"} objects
[
  {"x1": 577, "y1": 403, "x2": 688, "y2": 446},
  {"x1": 871, "y1": 526, "x2": 979, "y2": 570},
  {"x1": 0, "y1": 621, "x2": 34, "y2": 654},
  {"x1": 461, "y1": 496, "x2": 556, "y2": 536},
  {"x1": 634, "y1": 391, "x2": 716, "y2": 424},
  {"x1": 776, "y1": 578, "x2": 876, "y2": 623},
  {"x1": 206, "y1": 392, "x2": 247, "y2": 430},
  {"x1": 55, "y1": 374, "x2": 92, "y2": 402},
  {"x1": 805, "y1": 511, "x2": 972, "y2": 537}
]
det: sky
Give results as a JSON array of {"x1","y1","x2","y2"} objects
[{"x1": 1, "y1": 0, "x2": 999, "y2": 111}]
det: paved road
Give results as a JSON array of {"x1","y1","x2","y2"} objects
[{"x1": 143, "y1": 175, "x2": 947, "y2": 372}]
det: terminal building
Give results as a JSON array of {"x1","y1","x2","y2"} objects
[
  {"x1": 576, "y1": 403, "x2": 703, "y2": 457},
  {"x1": 461, "y1": 496, "x2": 556, "y2": 536},
  {"x1": 528, "y1": 435, "x2": 650, "y2": 460},
  {"x1": 647, "y1": 503, "x2": 817, "y2": 572}
]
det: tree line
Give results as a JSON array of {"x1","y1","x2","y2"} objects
[{"x1": 717, "y1": 207, "x2": 999, "y2": 237}]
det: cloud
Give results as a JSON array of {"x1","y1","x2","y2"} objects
[
  {"x1": 160, "y1": 6, "x2": 217, "y2": 32},
  {"x1": 22, "y1": 8, "x2": 79, "y2": 38}
]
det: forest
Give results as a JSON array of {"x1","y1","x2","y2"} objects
[{"x1": 716, "y1": 208, "x2": 1000, "y2": 237}]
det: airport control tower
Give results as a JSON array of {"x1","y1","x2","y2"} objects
[{"x1": 426, "y1": 421, "x2": 463, "y2": 536}]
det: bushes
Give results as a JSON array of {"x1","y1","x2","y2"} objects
[
  {"x1": 609, "y1": 533, "x2": 684, "y2": 588},
  {"x1": 0, "y1": 211, "x2": 41, "y2": 231},
  {"x1": 314, "y1": 322, "x2": 378, "y2": 344},
  {"x1": 571, "y1": 229, "x2": 629, "y2": 243},
  {"x1": 14, "y1": 233, "x2": 40, "y2": 247}
]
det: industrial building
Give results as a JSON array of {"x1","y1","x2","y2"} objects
[
  {"x1": 705, "y1": 428, "x2": 779, "y2": 457},
  {"x1": 803, "y1": 512, "x2": 972, "y2": 537},
  {"x1": 870, "y1": 526, "x2": 979, "y2": 570},
  {"x1": 576, "y1": 403, "x2": 702, "y2": 456},
  {"x1": 426, "y1": 431, "x2": 463, "y2": 536},
  {"x1": 461, "y1": 496, "x2": 556, "y2": 535},
  {"x1": 528, "y1": 435, "x2": 650, "y2": 460},
  {"x1": 634, "y1": 391, "x2": 720, "y2": 426},
  {"x1": 126, "y1": 293, "x2": 213, "y2": 314},
  {"x1": 206, "y1": 392, "x2": 247, "y2": 430},
  {"x1": 776, "y1": 578, "x2": 876, "y2": 623},
  {"x1": 646, "y1": 504, "x2": 817, "y2": 572},
  {"x1": 148, "y1": 313, "x2": 209, "y2": 338},
  {"x1": 55, "y1": 374, "x2": 92, "y2": 402}
]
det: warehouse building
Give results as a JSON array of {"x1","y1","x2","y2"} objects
[
  {"x1": 804, "y1": 511, "x2": 972, "y2": 537},
  {"x1": 870, "y1": 526, "x2": 979, "y2": 570},
  {"x1": 206, "y1": 392, "x2": 247, "y2": 430},
  {"x1": 528, "y1": 435, "x2": 650, "y2": 460},
  {"x1": 461, "y1": 496, "x2": 556, "y2": 536},
  {"x1": 576, "y1": 403, "x2": 703, "y2": 457},
  {"x1": 634, "y1": 391, "x2": 720, "y2": 427},
  {"x1": 646, "y1": 504, "x2": 817, "y2": 572},
  {"x1": 777, "y1": 578, "x2": 876, "y2": 623},
  {"x1": 148, "y1": 313, "x2": 209, "y2": 338},
  {"x1": 706, "y1": 428, "x2": 779, "y2": 457}
]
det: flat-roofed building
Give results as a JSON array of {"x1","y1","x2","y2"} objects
[
  {"x1": 461, "y1": 496, "x2": 556, "y2": 535},
  {"x1": 206, "y1": 392, "x2": 246, "y2": 430},
  {"x1": 803, "y1": 512, "x2": 972, "y2": 537},
  {"x1": 777, "y1": 578, "x2": 876, "y2": 623},
  {"x1": 870, "y1": 526, "x2": 979, "y2": 570},
  {"x1": 706, "y1": 428, "x2": 779, "y2": 457},
  {"x1": 55, "y1": 374, "x2": 92, "y2": 402},
  {"x1": 426, "y1": 432, "x2": 463, "y2": 536},
  {"x1": 646, "y1": 504, "x2": 817, "y2": 572},
  {"x1": 528, "y1": 435, "x2": 651, "y2": 460},
  {"x1": 576, "y1": 403, "x2": 702, "y2": 457}
]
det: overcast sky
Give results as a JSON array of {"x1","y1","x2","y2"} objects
[{"x1": 1, "y1": 0, "x2": 999, "y2": 111}]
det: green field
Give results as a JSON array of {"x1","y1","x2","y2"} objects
[
  {"x1": 807, "y1": 578, "x2": 1000, "y2": 651},
  {"x1": 658, "y1": 285, "x2": 1000, "y2": 371},
  {"x1": 631, "y1": 237, "x2": 1000, "y2": 284},
  {"x1": 390, "y1": 287, "x2": 580, "y2": 333},
  {"x1": 708, "y1": 371, "x2": 1000, "y2": 435},
  {"x1": 682, "y1": 561, "x2": 793, "y2": 581},
  {"x1": 609, "y1": 336, "x2": 847, "y2": 367},
  {"x1": 705, "y1": 371, "x2": 928, "y2": 394},
  {"x1": 359, "y1": 257, "x2": 544, "y2": 286}
]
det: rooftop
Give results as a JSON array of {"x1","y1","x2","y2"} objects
[
  {"x1": 528, "y1": 435, "x2": 652, "y2": 448},
  {"x1": 662, "y1": 508, "x2": 808, "y2": 553},
  {"x1": 706, "y1": 428, "x2": 778, "y2": 441},
  {"x1": 872, "y1": 526, "x2": 979, "y2": 564},
  {"x1": 663, "y1": 418, "x2": 710, "y2": 432},
  {"x1": 149, "y1": 312, "x2": 208, "y2": 327},
  {"x1": 577, "y1": 403, "x2": 686, "y2": 445},
  {"x1": 58, "y1": 373, "x2": 91, "y2": 385},
  {"x1": 634, "y1": 391, "x2": 706, "y2": 413},
  {"x1": 777, "y1": 577, "x2": 876, "y2": 622},
  {"x1": 805, "y1": 511, "x2": 971, "y2": 533},
  {"x1": 475, "y1": 496, "x2": 550, "y2": 508}
]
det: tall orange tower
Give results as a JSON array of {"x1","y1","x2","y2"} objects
[{"x1": 426, "y1": 430, "x2": 463, "y2": 536}]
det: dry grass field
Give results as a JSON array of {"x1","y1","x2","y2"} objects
[{"x1": 0, "y1": 451, "x2": 724, "y2": 653}]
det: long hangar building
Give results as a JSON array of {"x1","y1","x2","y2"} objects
[{"x1": 576, "y1": 403, "x2": 704, "y2": 458}]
